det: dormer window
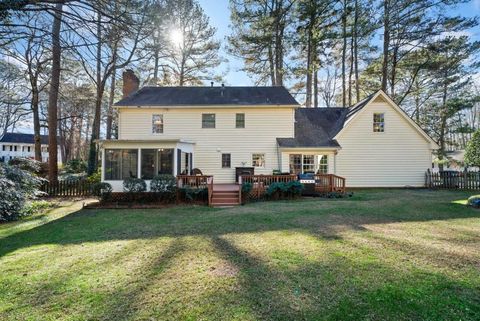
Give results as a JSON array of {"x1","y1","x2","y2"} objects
[
  {"x1": 373, "y1": 113, "x2": 385, "y2": 132},
  {"x1": 152, "y1": 114, "x2": 163, "y2": 134}
]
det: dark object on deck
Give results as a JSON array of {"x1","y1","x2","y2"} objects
[
  {"x1": 236, "y1": 167, "x2": 254, "y2": 182},
  {"x1": 192, "y1": 168, "x2": 203, "y2": 175}
]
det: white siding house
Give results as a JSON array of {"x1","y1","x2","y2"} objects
[
  {"x1": 335, "y1": 93, "x2": 437, "y2": 187},
  {"x1": 0, "y1": 133, "x2": 62, "y2": 164},
  {"x1": 99, "y1": 79, "x2": 438, "y2": 191}
]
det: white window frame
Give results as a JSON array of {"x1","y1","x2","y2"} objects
[
  {"x1": 235, "y1": 113, "x2": 245, "y2": 128},
  {"x1": 202, "y1": 113, "x2": 216, "y2": 128},
  {"x1": 252, "y1": 153, "x2": 265, "y2": 168},
  {"x1": 373, "y1": 113, "x2": 385, "y2": 133},
  {"x1": 152, "y1": 114, "x2": 164, "y2": 134}
]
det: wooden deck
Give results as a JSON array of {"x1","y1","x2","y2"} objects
[{"x1": 176, "y1": 174, "x2": 346, "y2": 206}]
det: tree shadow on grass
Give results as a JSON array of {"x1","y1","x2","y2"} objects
[
  {"x1": 209, "y1": 235, "x2": 480, "y2": 321},
  {"x1": 0, "y1": 194, "x2": 478, "y2": 259}
]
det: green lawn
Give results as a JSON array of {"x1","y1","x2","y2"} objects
[{"x1": 1, "y1": 190, "x2": 479, "y2": 321}]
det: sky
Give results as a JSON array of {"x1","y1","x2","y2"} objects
[{"x1": 198, "y1": 0, "x2": 480, "y2": 87}]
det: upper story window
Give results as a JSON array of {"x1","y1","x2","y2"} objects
[
  {"x1": 373, "y1": 113, "x2": 385, "y2": 132},
  {"x1": 2, "y1": 145, "x2": 5, "y2": 151},
  {"x1": 202, "y1": 113, "x2": 215, "y2": 128},
  {"x1": 252, "y1": 153, "x2": 265, "y2": 168},
  {"x1": 236, "y1": 113, "x2": 245, "y2": 128},
  {"x1": 14, "y1": 146, "x2": 17, "y2": 152},
  {"x1": 221, "y1": 153, "x2": 231, "y2": 168},
  {"x1": 9, "y1": 145, "x2": 13, "y2": 151},
  {"x1": 152, "y1": 114, "x2": 164, "y2": 134}
]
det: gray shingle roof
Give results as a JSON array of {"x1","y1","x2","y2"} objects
[
  {"x1": 114, "y1": 86, "x2": 300, "y2": 107},
  {"x1": 277, "y1": 108, "x2": 349, "y2": 148},
  {"x1": 0, "y1": 133, "x2": 49, "y2": 144}
]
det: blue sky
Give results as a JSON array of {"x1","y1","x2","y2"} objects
[{"x1": 198, "y1": 0, "x2": 480, "y2": 86}]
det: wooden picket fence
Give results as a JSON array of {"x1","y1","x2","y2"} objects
[
  {"x1": 425, "y1": 170, "x2": 480, "y2": 190},
  {"x1": 41, "y1": 179, "x2": 95, "y2": 196}
]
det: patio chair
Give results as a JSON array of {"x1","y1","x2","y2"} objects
[{"x1": 192, "y1": 168, "x2": 203, "y2": 176}]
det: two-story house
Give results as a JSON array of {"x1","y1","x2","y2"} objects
[
  {"x1": 0, "y1": 132, "x2": 62, "y2": 163},
  {"x1": 98, "y1": 70, "x2": 438, "y2": 192}
]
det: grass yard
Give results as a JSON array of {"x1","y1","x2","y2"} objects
[{"x1": 1, "y1": 190, "x2": 479, "y2": 321}]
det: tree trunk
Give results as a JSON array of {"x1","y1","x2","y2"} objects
[
  {"x1": 31, "y1": 88, "x2": 42, "y2": 161},
  {"x1": 305, "y1": 26, "x2": 313, "y2": 107},
  {"x1": 341, "y1": 0, "x2": 347, "y2": 107},
  {"x1": 353, "y1": 0, "x2": 360, "y2": 103},
  {"x1": 381, "y1": 0, "x2": 390, "y2": 92},
  {"x1": 87, "y1": 11, "x2": 103, "y2": 175},
  {"x1": 313, "y1": 66, "x2": 318, "y2": 108},
  {"x1": 47, "y1": 3, "x2": 63, "y2": 183},
  {"x1": 106, "y1": 64, "x2": 116, "y2": 139}
]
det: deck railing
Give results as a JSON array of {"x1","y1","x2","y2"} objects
[
  {"x1": 176, "y1": 175, "x2": 214, "y2": 205},
  {"x1": 239, "y1": 174, "x2": 298, "y2": 198},
  {"x1": 313, "y1": 174, "x2": 346, "y2": 193},
  {"x1": 176, "y1": 175, "x2": 213, "y2": 189}
]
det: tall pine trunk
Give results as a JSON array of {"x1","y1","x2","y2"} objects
[
  {"x1": 341, "y1": 0, "x2": 347, "y2": 107},
  {"x1": 381, "y1": 0, "x2": 390, "y2": 92},
  {"x1": 353, "y1": 0, "x2": 360, "y2": 103},
  {"x1": 47, "y1": 3, "x2": 63, "y2": 183},
  {"x1": 87, "y1": 11, "x2": 103, "y2": 175}
]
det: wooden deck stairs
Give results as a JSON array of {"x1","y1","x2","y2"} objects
[{"x1": 210, "y1": 184, "x2": 241, "y2": 207}]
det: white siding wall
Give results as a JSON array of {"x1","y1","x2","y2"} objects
[
  {"x1": 118, "y1": 107, "x2": 295, "y2": 183},
  {"x1": 335, "y1": 98, "x2": 433, "y2": 187}
]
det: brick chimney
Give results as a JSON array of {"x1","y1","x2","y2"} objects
[{"x1": 122, "y1": 69, "x2": 140, "y2": 98}]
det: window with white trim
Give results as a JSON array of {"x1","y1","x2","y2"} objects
[
  {"x1": 222, "y1": 153, "x2": 231, "y2": 168},
  {"x1": 152, "y1": 114, "x2": 164, "y2": 133},
  {"x1": 373, "y1": 113, "x2": 385, "y2": 132},
  {"x1": 236, "y1": 113, "x2": 245, "y2": 128},
  {"x1": 202, "y1": 113, "x2": 216, "y2": 128},
  {"x1": 302, "y1": 155, "x2": 315, "y2": 173},
  {"x1": 252, "y1": 153, "x2": 265, "y2": 168}
]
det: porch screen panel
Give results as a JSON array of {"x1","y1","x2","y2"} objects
[
  {"x1": 158, "y1": 149, "x2": 174, "y2": 175},
  {"x1": 121, "y1": 149, "x2": 138, "y2": 179},
  {"x1": 105, "y1": 149, "x2": 138, "y2": 180},
  {"x1": 141, "y1": 149, "x2": 156, "y2": 179}
]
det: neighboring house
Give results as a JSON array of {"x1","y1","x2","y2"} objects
[
  {"x1": 99, "y1": 71, "x2": 438, "y2": 191},
  {"x1": 0, "y1": 133, "x2": 62, "y2": 164}
]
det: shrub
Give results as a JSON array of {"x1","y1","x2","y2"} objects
[
  {"x1": 465, "y1": 130, "x2": 480, "y2": 167},
  {"x1": 123, "y1": 178, "x2": 147, "y2": 192},
  {"x1": 286, "y1": 180, "x2": 304, "y2": 196},
  {"x1": 242, "y1": 182, "x2": 253, "y2": 194},
  {"x1": 63, "y1": 159, "x2": 87, "y2": 174},
  {"x1": 264, "y1": 181, "x2": 304, "y2": 200},
  {"x1": 87, "y1": 169, "x2": 102, "y2": 184},
  {"x1": 92, "y1": 182, "x2": 113, "y2": 197},
  {"x1": 22, "y1": 200, "x2": 54, "y2": 216},
  {"x1": 0, "y1": 177, "x2": 24, "y2": 221},
  {"x1": 178, "y1": 187, "x2": 208, "y2": 203},
  {"x1": 0, "y1": 162, "x2": 44, "y2": 221},
  {"x1": 8, "y1": 157, "x2": 41, "y2": 173},
  {"x1": 468, "y1": 195, "x2": 480, "y2": 208},
  {"x1": 150, "y1": 174, "x2": 176, "y2": 193}
]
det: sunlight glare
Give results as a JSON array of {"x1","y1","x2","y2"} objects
[{"x1": 170, "y1": 29, "x2": 184, "y2": 47}]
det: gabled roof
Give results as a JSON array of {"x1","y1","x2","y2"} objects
[
  {"x1": 277, "y1": 108, "x2": 348, "y2": 148},
  {"x1": 335, "y1": 90, "x2": 439, "y2": 149},
  {"x1": 277, "y1": 90, "x2": 439, "y2": 150},
  {"x1": 115, "y1": 86, "x2": 300, "y2": 107},
  {"x1": 0, "y1": 133, "x2": 49, "y2": 144}
]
